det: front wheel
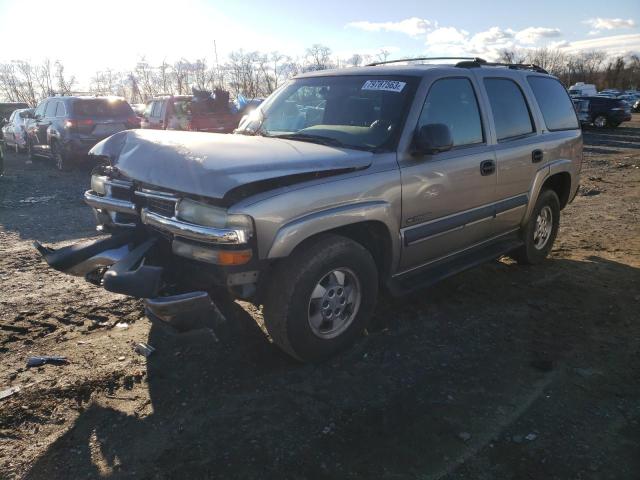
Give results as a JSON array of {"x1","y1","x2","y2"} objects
[
  {"x1": 263, "y1": 234, "x2": 378, "y2": 362},
  {"x1": 511, "y1": 189, "x2": 560, "y2": 265}
]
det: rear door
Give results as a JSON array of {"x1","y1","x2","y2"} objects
[
  {"x1": 399, "y1": 75, "x2": 497, "y2": 271},
  {"x1": 475, "y1": 73, "x2": 543, "y2": 235},
  {"x1": 34, "y1": 100, "x2": 55, "y2": 152}
]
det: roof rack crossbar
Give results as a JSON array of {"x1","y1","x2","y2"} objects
[
  {"x1": 456, "y1": 59, "x2": 549, "y2": 74},
  {"x1": 366, "y1": 56, "x2": 487, "y2": 67}
]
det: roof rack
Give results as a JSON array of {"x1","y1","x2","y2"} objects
[
  {"x1": 365, "y1": 56, "x2": 486, "y2": 67},
  {"x1": 455, "y1": 59, "x2": 549, "y2": 74},
  {"x1": 365, "y1": 56, "x2": 549, "y2": 74}
]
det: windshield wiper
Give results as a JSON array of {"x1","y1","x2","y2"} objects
[{"x1": 271, "y1": 133, "x2": 370, "y2": 151}]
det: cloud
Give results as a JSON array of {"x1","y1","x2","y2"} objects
[
  {"x1": 556, "y1": 33, "x2": 640, "y2": 58},
  {"x1": 346, "y1": 17, "x2": 435, "y2": 37},
  {"x1": 584, "y1": 17, "x2": 636, "y2": 32},
  {"x1": 515, "y1": 27, "x2": 562, "y2": 44},
  {"x1": 426, "y1": 27, "x2": 469, "y2": 45}
]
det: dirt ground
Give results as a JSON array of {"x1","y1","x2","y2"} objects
[{"x1": 1, "y1": 118, "x2": 639, "y2": 480}]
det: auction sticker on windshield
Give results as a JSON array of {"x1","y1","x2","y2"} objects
[{"x1": 362, "y1": 80, "x2": 406, "y2": 92}]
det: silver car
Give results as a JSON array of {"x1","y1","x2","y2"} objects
[
  {"x1": 1, "y1": 108, "x2": 32, "y2": 153},
  {"x1": 36, "y1": 58, "x2": 582, "y2": 361}
]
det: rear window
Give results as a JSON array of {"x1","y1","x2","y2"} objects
[
  {"x1": 528, "y1": 77, "x2": 579, "y2": 131},
  {"x1": 72, "y1": 99, "x2": 133, "y2": 117}
]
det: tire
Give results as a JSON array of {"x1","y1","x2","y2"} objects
[
  {"x1": 51, "y1": 141, "x2": 71, "y2": 171},
  {"x1": 511, "y1": 189, "x2": 560, "y2": 265},
  {"x1": 593, "y1": 115, "x2": 608, "y2": 129},
  {"x1": 263, "y1": 234, "x2": 378, "y2": 362}
]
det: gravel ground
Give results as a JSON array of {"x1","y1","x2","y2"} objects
[{"x1": 1, "y1": 118, "x2": 639, "y2": 480}]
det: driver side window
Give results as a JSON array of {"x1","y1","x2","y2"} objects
[{"x1": 417, "y1": 78, "x2": 484, "y2": 148}]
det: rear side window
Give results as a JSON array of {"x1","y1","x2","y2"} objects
[
  {"x1": 55, "y1": 102, "x2": 66, "y2": 117},
  {"x1": 484, "y1": 78, "x2": 534, "y2": 141},
  {"x1": 528, "y1": 77, "x2": 579, "y2": 131},
  {"x1": 45, "y1": 101, "x2": 57, "y2": 118},
  {"x1": 418, "y1": 77, "x2": 484, "y2": 147},
  {"x1": 72, "y1": 99, "x2": 133, "y2": 117}
]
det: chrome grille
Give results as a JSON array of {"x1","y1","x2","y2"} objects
[
  {"x1": 134, "y1": 189, "x2": 178, "y2": 218},
  {"x1": 146, "y1": 197, "x2": 176, "y2": 217}
]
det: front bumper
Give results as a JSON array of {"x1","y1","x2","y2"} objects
[
  {"x1": 34, "y1": 232, "x2": 223, "y2": 329},
  {"x1": 84, "y1": 190, "x2": 249, "y2": 244}
]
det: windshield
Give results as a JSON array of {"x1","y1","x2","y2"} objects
[{"x1": 236, "y1": 75, "x2": 418, "y2": 151}]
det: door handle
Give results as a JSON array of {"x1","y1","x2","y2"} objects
[
  {"x1": 480, "y1": 160, "x2": 495, "y2": 176},
  {"x1": 532, "y1": 149, "x2": 544, "y2": 163}
]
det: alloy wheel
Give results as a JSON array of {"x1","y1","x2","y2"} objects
[
  {"x1": 533, "y1": 205, "x2": 553, "y2": 250},
  {"x1": 307, "y1": 268, "x2": 361, "y2": 339}
]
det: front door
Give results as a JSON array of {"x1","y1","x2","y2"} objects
[{"x1": 399, "y1": 76, "x2": 497, "y2": 272}]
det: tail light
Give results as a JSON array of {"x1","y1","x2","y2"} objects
[
  {"x1": 65, "y1": 118, "x2": 94, "y2": 132},
  {"x1": 126, "y1": 115, "x2": 140, "y2": 128}
]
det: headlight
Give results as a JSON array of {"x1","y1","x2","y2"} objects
[
  {"x1": 91, "y1": 174, "x2": 108, "y2": 195},
  {"x1": 176, "y1": 198, "x2": 253, "y2": 232}
]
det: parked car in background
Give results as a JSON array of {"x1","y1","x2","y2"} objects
[
  {"x1": 25, "y1": 96, "x2": 140, "y2": 171},
  {"x1": 37, "y1": 58, "x2": 582, "y2": 361},
  {"x1": 568, "y1": 82, "x2": 597, "y2": 97},
  {"x1": 1, "y1": 108, "x2": 33, "y2": 152},
  {"x1": 572, "y1": 98, "x2": 591, "y2": 125},
  {"x1": 141, "y1": 89, "x2": 257, "y2": 133},
  {"x1": 0, "y1": 102, "x2": 29, "y2": 143},
  {"x1": 131, "y1": 103, "x2": 146, "y2": 117},
  {"x1": 574, "y1": 96, "x2": 632, "y2": 128}
]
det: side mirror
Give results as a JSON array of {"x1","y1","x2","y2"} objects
[{"x1": 413, "y1": 123, "x2": 453, "y2": 155}]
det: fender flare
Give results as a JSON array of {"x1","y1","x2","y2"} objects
[
  {"x1": 522, "y1": 159, "x2": 574, "y2": 226},
  {"x1": 266, "y1": 200, "x2": 400, "y2": 270}
]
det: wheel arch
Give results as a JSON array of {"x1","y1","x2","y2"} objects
[
  {"x1": 541, "y1": 171, "x2": 572, "y2": 209},
  {"x1": 266, "y1": 202, "x2": 399, "y2": 281},
  {"x1": 523, "y1": 160, "x2": 576, "y2": 226}
]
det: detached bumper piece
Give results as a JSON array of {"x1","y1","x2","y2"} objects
[{"x1": 34, "y1": 234, "x2": 223, "y2": 331}]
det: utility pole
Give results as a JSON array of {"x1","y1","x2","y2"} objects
[{"x1": 214, "y1": 40, "x2": 221, "y2": 89}]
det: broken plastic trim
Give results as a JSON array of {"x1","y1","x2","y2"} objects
[{"x1": 102, "y1": 238, "x2": 163, "y2": 298}]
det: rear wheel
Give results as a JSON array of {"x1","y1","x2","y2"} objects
[
  {"x1": 263, "y1": 234, "x2": 378, "y2": 362},
  {"x1": 511, "y1": 189, "x2": 560, "y2": 265},
  {"x1": 593, "y1": 115, "x2": 608, "y2": 128}
]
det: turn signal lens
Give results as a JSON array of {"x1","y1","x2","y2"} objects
[
  {"x1": 172, "y1": 239, "x2": 252, "y2": 265},
  {"x1": 216, "y1": 249, "x2": 253, "y2": 266}
]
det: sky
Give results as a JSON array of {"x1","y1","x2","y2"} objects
[{"x1": 0, "y1": 0, "x2": 638, "y2": 85}]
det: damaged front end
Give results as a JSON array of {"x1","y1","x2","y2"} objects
[{"x1": 34, "y1": 169, "x2": 259, "y2": 331}]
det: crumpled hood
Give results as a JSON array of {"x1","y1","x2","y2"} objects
[{"x1": 90, "y1": 129, "x2": 373, "y2": 199}]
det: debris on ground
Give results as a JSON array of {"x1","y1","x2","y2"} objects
[
  {"x1": 458, "y1": 432, "x2": 472, "y2": 442},
  {"x1": 0, "y1": 386, "x2": 20, "y2": 401},
  {"x1": 134, "y1": 342, "x2": 155, "y2": 357},
  {"x1": 26, "y1": 356, "x2": 68, "y2": 368}
]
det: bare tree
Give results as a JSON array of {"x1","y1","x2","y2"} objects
[{"x1": 305, "y1": 44, "x2": 332, "y2": 71}]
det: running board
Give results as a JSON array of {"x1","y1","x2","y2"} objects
[{"x1": 387, "y1": 237, "x2": 523, "y2": 296}]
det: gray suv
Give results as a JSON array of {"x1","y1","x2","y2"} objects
[{"x1": 36, "y1": 58, "x2": 582, "y2": 362}]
